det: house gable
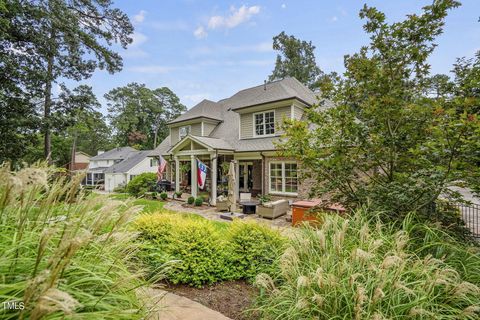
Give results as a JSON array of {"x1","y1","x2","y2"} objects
[{"x1": 236, "y1": 98, "x2": 309, "y2": 140}]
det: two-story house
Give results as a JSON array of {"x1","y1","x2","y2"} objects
[
  {"x1": 86, "y1": 147, "x2": 158, "y2": 191},
  {"x1": 151, "y1": 77, "x2": 320, "y2": 205}
]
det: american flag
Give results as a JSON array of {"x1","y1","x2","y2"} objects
[{"x1": 157, "y1": 155, "x2": 167, "y2": 182}]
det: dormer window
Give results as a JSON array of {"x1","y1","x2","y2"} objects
[
  {"x1": 179, "y1": 125, "x2": 191, "y2": 140},
  {"x1": 254, "y1": 111, "x2": 275, "y2": 137}
]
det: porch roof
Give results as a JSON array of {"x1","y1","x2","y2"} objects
[{"x1": 167, "y1": 134, "x2": 235, "y2": 154}]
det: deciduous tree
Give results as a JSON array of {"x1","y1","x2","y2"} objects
[
  {"x1": 279, "y1": 1, "x2": 479, "y2": 221},
  {"x1": 106, "y1": 83, "x2": 186, "y2": 149}
]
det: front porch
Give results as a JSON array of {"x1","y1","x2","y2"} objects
[{"x1": 164, "y1": 135, "x2": 269, "y2": 206}]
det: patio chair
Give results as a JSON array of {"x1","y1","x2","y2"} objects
[
  {"x1": 257, "y1": 199, "x2": 289, "y2": 219},
  {"x1": 239, "y1": 192, "x2": 252, "y2": 204}
]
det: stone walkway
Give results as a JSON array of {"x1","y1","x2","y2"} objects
[
  {"x1": 141, "y1": 287, "x2": 231, "y2": 320},
  {"x1": 163, "y1": 200, "x2": 292, "y2": 231}
]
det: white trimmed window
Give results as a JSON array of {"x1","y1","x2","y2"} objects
[
  {"x1": 179, "y1": 126, "x2": 191, "y2": 140},
  {"x1": 254, "y1": 111, "x2": 275, "y2": 137},
  {"x1": 269, "y1": 162, "x2": 298, "y2": 195},
  {"x1": 150, "y1": 158, "x2": 158, "y2": 167}
]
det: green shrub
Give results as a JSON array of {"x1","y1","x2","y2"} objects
[
  {"x1": 228, "y1": 220, "x2": 286, "y2": 281},
  {"x1": 187, "y1": 196, "x2": 195, "y2": 205},
  {"x1": 257, "y1": 194, "x2": 272, "y2": 205},
  {"x1": 0, "y1": 166, "x2": 149, "y2": 319},
  {"x1": 253, "y1": 209, "x2": 480, "y2": 319},
  {"x1": 194, "y1": 197, "x2": 203, "y2": 206},
  {"x1": 126, "y1": 173, "x2": 157, "y2": 197},
  {"x1": 160, "y1": 192, "x2": 168, "y2": 200},
  {"x1": 135, "y1": 213, "x2": 286, "y2": 288},
  {"x1": 135, "y1": 214, "x2": 234, "y2": 287},
  {"x1": 113, "y1": 184, "x2": 126, "y2": 193},
  {"x1": 174, "y1": 191, "x2": 183, "y2": 198}
]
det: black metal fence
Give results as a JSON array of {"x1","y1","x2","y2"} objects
[{"x1": 434, "y1": 201, "x2": 480, "y2": 239}]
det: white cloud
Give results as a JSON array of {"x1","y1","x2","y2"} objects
[
  {"x1": 331, "y1": 16, "x2": 338, "y2": 22},
  {"x1": 130, "y1": 32, "x2": 147, "y2": 47},
  {"x1": 207, "y1": 5, "x2": 261, "y2": 30},
  {"x1": 194, "y1": 26, "x2": 208, "y2": 39},
  {"x1": 128, "y1": 65, "x2": 173, "y2": 74},
  {"x1": 194, "y1": 5, "x2": 261, "y2": 39},
  {"x1": 281, "y1": 4, "x2": 286, "y2": 9},
  {"x1": 133, "y1": 10, "x2": 146, "y2": 24}
]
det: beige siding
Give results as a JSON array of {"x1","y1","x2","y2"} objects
[
  {"x1": 191, "y1": 123, "x2": 202, "y2": 136},
  {"x1": 170, "y1": 127, "x2": 179, "y2": 145},
  {"x1": 203, "y1": 122, "x2": 217, "y2": 136},
  {"x1": 239, "y1": 105, "x2": 292, "y2": 139},
  {"x1": 170, "y1": 122, "x2": 202, "y2": 145},
  {"x1": 293, "y1": 105, "x2": 304, "y2": 120},
  {"x1": 275, "y1": 106, "x2": 291, "y2": 134},
  {"x1": 240, "y1": 113, "x2": 254, "y2": 139}
]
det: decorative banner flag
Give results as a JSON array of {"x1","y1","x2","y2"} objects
[
  {"x1": 197, "y1": 159, "x2": 207, "y2": 189},
  {"x1": 157, "y1": 155, "x2": 167, "y2": 182}
]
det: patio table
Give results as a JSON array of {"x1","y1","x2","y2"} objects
[{"x1": 241, "y1": 201, "x2": 258, "y2": 214}]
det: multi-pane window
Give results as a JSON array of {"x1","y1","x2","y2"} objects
[
  {"x1": 269, "y1": 162, "x2": 298, "y2": 194},
  {"x1": 179, "y1": 126, "x2": 190, "y2": 140},
  {"x1": 254, "y1": 111, "x2": 275, "y2": 136},
  {"x1": 150, "y1": 158, "x2": 158, "y2": 167}
]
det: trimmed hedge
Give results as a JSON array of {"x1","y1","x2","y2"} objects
[{"x1": 135, "y1": 213, "x2": 285, "y2": 287}]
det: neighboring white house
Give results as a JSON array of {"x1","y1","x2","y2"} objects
[
  {"x1": 104, "y1": 150, "x2": 158, "y2": 192},
  {"x1": 86, "y1": 147, "x2": 158, "y2": 191}
]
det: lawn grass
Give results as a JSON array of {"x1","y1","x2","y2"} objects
[{"x1": 108, "y1": 193, "x2": 228, "y2": 230}]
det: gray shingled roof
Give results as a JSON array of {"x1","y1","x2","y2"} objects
[
  {"x1": 168, "y1": 99, "x2": 222, "y2": 124},
  {"x1": 151, "y1": 77, "x2": 322, "y2": 156},
  {"x1": 90, "y1": 147, "x2": 136, "y2": 160},
  {"x1": 226, "y1": 77, "x2": 317, "y2": 110},
  {"x1": 104, "y1": 150, "x2": 153, "y2": 173}
]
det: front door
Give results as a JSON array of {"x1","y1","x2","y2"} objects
[{"x1": 239, "y1": 162, "x2": 253, "y2": 192}]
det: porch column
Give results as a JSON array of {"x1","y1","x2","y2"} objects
[
  {"x1": 174, "y1": 156, "x2": 180, "y2": 192},
  {"x1": 190, "y1": 155, "x2": 197, "y2": 197},
  {"x1": 235, "y1": 160, "x2": 239, "y2": 198},
  {"x1": 210, "y1": 154, "x2": 217, "y2": 206}
]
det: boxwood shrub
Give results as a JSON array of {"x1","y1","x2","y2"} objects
[
  {"x1": 135, "y1": 213, "x2": 286, "y2": 287},
  {"x1": 187, "y1": 196, "x2": 195, "y2": 205},
  {"x1": 194, "y1": 197, "x2": 203, "y2": 206}
]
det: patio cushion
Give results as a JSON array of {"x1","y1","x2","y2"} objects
[{"x1": 263, "y1": 199, "x2": 287, "y2": 208}]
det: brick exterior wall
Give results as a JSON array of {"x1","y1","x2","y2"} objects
[{"x1": 263, "y1": 156, "x2": 313, "y2": 200}]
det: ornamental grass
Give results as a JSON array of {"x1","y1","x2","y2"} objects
[
  {"x1": 253, "y1": 209, "x2": 480, "y2": 319},
  {"x1": 0, "y1": 164, "x2": 151, "y2": 319}
]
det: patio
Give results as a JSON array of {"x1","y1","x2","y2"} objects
[{"x1": 162, "y1": 198, "x2": 291, "y2": 230}]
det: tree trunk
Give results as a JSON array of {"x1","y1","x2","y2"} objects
[
  {"x1": 43, "y1": 29, "x2": 55, "y2": 164},
  {"x1": 153, "y1": 130, "x2": 158, "y2": 148}
]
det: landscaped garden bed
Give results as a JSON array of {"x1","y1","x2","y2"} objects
[{"x1": 165, "y1": 280, "x2": 258, "y2": 320}]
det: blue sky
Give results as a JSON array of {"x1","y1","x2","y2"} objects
[{"x1": 76, "y1": 0, "x2": 480, "y2": 113}]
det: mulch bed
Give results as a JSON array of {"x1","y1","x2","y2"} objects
[{"x1": 164, "y1": 280, "x2": 259, "y2": 320}]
